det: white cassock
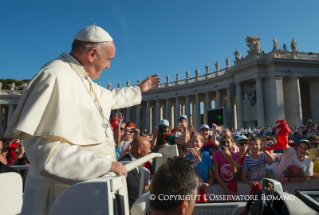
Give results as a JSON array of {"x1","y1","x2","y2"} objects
[{"x1": 4, "y1": 52, "x2": 142, "y2": 215}]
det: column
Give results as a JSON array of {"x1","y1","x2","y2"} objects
[
  {"x1": 7, "y1": 104, "x2": 14, "y2": 125},
  {"x1": 195, "y1": 94, "x2": 201, "y2": 131},
  {"x1": 205, "y1": 92, "x2": 211, "y2": 124},
  {"x1": 175, "y1": 97, "x2": 180, "y2": 125},
  {"x1": 116, "y1": 109, "x2": 120, "y2": 117},
  {"x1": 256, "y1": 78, "x2": 265, "y2": 127},
  {"x1": 170, "y1": 105, "x2": 175, "y2": 128},
  {"x1": 0, "y1": 105, "x2": 3, "y2": 136},
  {"x1": 236, "y1": 83, "x2": 243, "y2": 129},
  {"x1": 292, "y1": 77, "x2": 302, "y2": 127},
  {"x1": 309, "y1": 79, "x2": 319, "y2": 124},
  {"x1": 126, "y1": 107, "x2": 131, "y2": 122},
  {"x1": 165, "y1": 99, "x2": 170, "y2": 120},
  {"x1": 227, "y1": 88, "x2": 233, "y2": 129},
  {"x1": 155, "y1": 99, "x2": 160, "y2": 126},
  {"x1": 160, "y1": 105, "x2": 163, "y2": 120},
  {"x1": 136, "y1": 104, "x2": 141, "y2": 129},
  {"x1": 146, "y1": 101, "x2": 150, "y2": 132},
  {"x1": 269, "y1": 76, "x2": 285, "y2": 125},
  {"x1": 185, "y1": 96, "x2": 190, "y2": 122},
  {"x1": 216, "y1": 90, "x2": 221, "y2": 108},
  {"x1": 142, "y1": 103, "x2": 146, "y2": 132}
]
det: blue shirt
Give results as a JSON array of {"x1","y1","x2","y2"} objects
[
  {"x1": 185, "y1": 153, "x2": 213, "y2": 183},
  {"x1": 115, "y1": 145, "x2": 121, "y2": 160}
]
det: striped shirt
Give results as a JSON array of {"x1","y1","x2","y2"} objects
[{"x1": 242, "y1": 153, "x2": 267, "y2": 180}]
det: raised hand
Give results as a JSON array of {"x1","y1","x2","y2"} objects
[
  {"x1": 116, "y1": 112, "x2": 124, "y2": 126},
  {"x1": 139, "y1": 74, "x2": 161, "y2": 93}
]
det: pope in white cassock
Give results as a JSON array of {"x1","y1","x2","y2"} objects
[{"x1": 4, "y1": 25, "x2": 161, "y2": 215}]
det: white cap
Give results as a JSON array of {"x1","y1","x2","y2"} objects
[
  {"x1": 159, "y1": 119, "x2": 169, "y2": 127},
  {"x1": 74, "y1": 24, "x2": 113, "y2": 42},
  {"x1": 308, "y1": 119, "x2": 313, "y2": 123},
  {"x1": 237, "y1": 135, "x2": 248, "y2": 142}
]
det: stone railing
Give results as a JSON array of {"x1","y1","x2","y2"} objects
[
  {"x1": 157, "y1": 69, "x2": 228, "y2": 89},
  {"x1": 0, "y1": 90, "x2": 24, "y2": 95},
  {"x1": 275, "y1": 51, "x2": 319, "y2": 60}
]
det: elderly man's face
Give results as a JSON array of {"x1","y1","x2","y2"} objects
[
  {"x1": 139, "y1": 141, "x2": 151, "y2": 157},
  {"x1": 89, "y1": 42, "x2": 116, "y2": 79}
]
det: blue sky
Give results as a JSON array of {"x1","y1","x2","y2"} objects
[{"x1": 1, "y1": 0, "x2": 318, "y2": 88}]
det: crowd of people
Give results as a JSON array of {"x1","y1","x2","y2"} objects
[
  {"x1": 109, "y1": 114, "x2": 319, "y2": 207},
  {"x1": 1, "y1": 114, "x2": 319, "y2": 208}
]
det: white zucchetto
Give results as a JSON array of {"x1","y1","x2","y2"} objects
[{"x1": 74, "y1": 24, "x2": 113, "y2": 42}]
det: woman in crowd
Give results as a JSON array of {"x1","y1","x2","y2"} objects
[
  {"x1": 212, "y1": 135, "x2": 239, "y2": 196},
  {"x1": 241, "y1": 137, "x2": 274, "y2": 188},
  {"x1": 308, "y1": 136, "x2": 319, "y2": 177},
  {"x1": 235, "y1": 135, "x2": 249, "y2": 181},
  {"x1": 212, "y1": 126, "x2": 232, "y2": 150},
  {"x1": 185, "y1": 134, "x2": 213, "y2": 191}
]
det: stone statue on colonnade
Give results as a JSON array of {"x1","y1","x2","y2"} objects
[
  {"x1": 215, "y1": 61, "x2": 220, "y2": 71},
  {"x1": 195, "y1": 68, "x2": 199, "y2": 77},
  {"x1": 272, "y1": 37, "x2": 278, "y2": 50},
  {"x1": 127, "y1": 79, "x2": 130, "y2": 87},
  {"x1": 137, "y1": 78, "x2": 140, "y2": 85},
  {"x1": 10, "y1": 82, "x2": 15, "y2": 91},
  {"x1": 166, "y1": 75, "x2": 170, "y2": 83},
  {"x1": 234, "y1": 49, "x2": 241, "y2": 60},
  {"x1": 226, "y1": 57, "x2": 230, "y2": 68},
  {"x1": 291, "y1": 39, "x2": 297, "y2": 52},
  {"x1": 186, "y1": 70, "x2": 189, "y2": 79},
  {"x1": 108, "y1": 81, "x2": 111, "y2": 90},
  {"x1": 0, "y1": 82, "x2": 2, "y2": 91},
  {"x1": 118, "y1": 81, "x2": 121, "y2": 88},
  {"x1": 205, "y1": 65, "x2": 209, "y2": 74},
  {"x1": 246, "y1": 35, "x2": 262, "y2": 56},
  {"x1": 22, "y1": 83, "x2": 27, "y2": 91},
  {"x1": 176, "y1": 73, "x2": 179, "y2": 81}
]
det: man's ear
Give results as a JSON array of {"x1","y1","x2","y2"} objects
[
  {"x1": 137, "y1": 146, "x2": 142, "y2": 154},
  {"x1": 87, "y1": 48, "x2": 98, "y2": 63},
  {"x1": 177, "y1": 199, "x2": 189, "y2": 214}
]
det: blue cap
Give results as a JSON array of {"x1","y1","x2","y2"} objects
[
  {"x1": 200, "y1": 124, "x2": 210, "y2": 130},
  {"x1": 298, "y1": 139, "x2": 311, "y2": 149},
  {"x1": 178, "y1": 115, "x2": 188, "y2": 120}
]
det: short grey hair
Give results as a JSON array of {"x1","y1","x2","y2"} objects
[
  {"x1": 71, "y1": 39, "x2": 112, "y2": 54},
  {"x1": 150, "y1": 156, "x2": 201, "y2": 212}
]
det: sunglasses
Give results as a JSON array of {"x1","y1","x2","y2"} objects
[{"x1": 239, "y1": 142, "x2": 248, "y2": 146}]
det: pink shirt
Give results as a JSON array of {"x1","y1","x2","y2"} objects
[{"x1": 212, "y1": 151, "x2": 239, "y2": 182}]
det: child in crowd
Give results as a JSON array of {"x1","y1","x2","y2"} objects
[
  {"x1": 263, "y1": 136, "x2": 283, "y2": 178},
  {"x1": 185, "y1": 134, "x2": 213, "y2": 190},
  {"x1": 276, "y1": 139, "x2": 313, "y2": 184},
  {"x1": 199, "y1": 124, "x2": 215, "y2": 156},
  {"x1": 241, "y1": 137, "x2": 274, "y2": 188},
  {"x1": 212, "y1": 135, "x2": 239, "y2": 196}
]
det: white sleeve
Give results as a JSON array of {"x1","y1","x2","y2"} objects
[
  {"x1": 23, "y1": 134, "x2": 113, "y2": 185},
  {"x1": 305, "y1": 158, "x2": 313, "y2": 176},
  {"x1": 143, "y1": 167, "x2": 150, "y2": 186},
  {"x1": 110, "y1": 86, "x2": 142, "y2": 109}
]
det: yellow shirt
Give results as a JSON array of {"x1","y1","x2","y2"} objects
[{"x1": 308, "y1": 148, "x2": 319, "y2": 173}]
